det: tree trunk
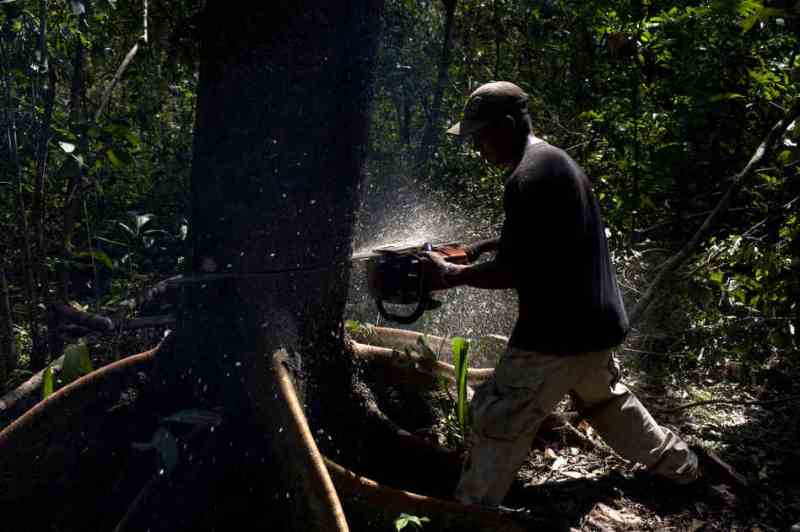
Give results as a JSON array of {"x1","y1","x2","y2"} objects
[
  {"x1": 154, "y1": 1, "x2": 384, "y2": 528},
  {"x1": 3, "y1": 62, "x2": 44, "y2": 371},
  {"x1": 0, "y1": 265, "x2": 14, "y2": 390},
  {"x1": 414, "y1": 0, "x2": 457, "y2": 176}
]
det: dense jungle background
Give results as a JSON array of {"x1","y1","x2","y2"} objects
[{"x1": 1, "y1": 0, "x2": 799, "y2": 530}]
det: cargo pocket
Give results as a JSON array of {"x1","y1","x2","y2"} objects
[{"x1": 469, "y1": 354, "x2": 546, "y2": 441}]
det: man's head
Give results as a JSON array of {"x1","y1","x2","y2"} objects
[{"x1": 447, "y1": 81, "x2": 532, "y2": 165}]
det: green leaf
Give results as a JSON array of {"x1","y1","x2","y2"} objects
[
  {"x1": 58, "y1": 141, "x2": 76, "y2": 153},
  {"x1": 69, "y1": 0, "x2": 85, "y2": 15},
  {"x1": 162, "y1": 409, "x2": 223, "y2": 428},
  {"x1": 74, "y1": 249, "x2": 114, "y2": 270},
  {"x1": 80, "y1": 347, "x2": 93, "y2": 374},
  {"x1": 134, "y1": 213, "x2": 155, "y2": 232},
  {"x1": 710, "y1": 92, "x2": 746, "y2": 102},
  {"x1": 451, "y1": 337, "x2": 470, "y2": 433},
  {"x1": 61, "y1": 343, "x2": 91, "y2": 384},
  {"x1": 394, "y1": 513, "x2": 430, "y2": 530},
  {"x1": 416, "y1": 335, "x2": 437, "y2": 360},
  {"x1": 95, "y1": 236, "x2": 128, "y2": 247},
  {"x1": 106, "y1": 148, "x2": 123, "y2": 168},
  {"x1": 42, "y1": 366, "x2": 54, "y2": 399},
  {"x1": 741, "y1": 7, "x2": 787, "y2": 32}
]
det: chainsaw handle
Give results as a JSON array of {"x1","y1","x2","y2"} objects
[{"x1": 375, "y1": 298, "x2": 427, "y2": 325}]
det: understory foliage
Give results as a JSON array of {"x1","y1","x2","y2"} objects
[{"x1": 1, "y1": 0, "x2": 798, "y2": 387}]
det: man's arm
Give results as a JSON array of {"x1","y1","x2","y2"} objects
[
  {"x1": 425, "y1": 252, "x2": 515, "y2": 290},
  {"x1": 462, "y1": 237, "x2": 500, "y2": 262}
]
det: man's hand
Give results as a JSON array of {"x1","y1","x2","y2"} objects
[{"x1": 420, "y1": 251, "x2": 465, "y2": 290}]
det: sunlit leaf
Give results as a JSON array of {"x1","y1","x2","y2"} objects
[
  {"x1": 74, "y1": 249, "x2": 114, "y2": 270},
  {"x1": 135, "y1": 214, "x2": 155, "y2": 231},
  {"x1": 61, "y1": 343, "x2": 91, "y2": 384},
  {"x1": 710, "y1": 92, "x2": 746, "y2": 102},
  {"x1": 106, "y1": 149, "x2": 123, "y2": 168},
  {"x1": 451, "y1": 337, "x2": 470, "y2": 433},
  {"x1": 58, "y1": 141, "x2": 76, "y2": 153},
  {"x1": 70, "y1": 0, "x2": 85, "y2": 15},
  {"x1": 42, "y1": 366, "x2": 54, "y2": 399}
]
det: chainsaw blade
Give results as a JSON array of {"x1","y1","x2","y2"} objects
[{"x1": 350, "y1": 241, "x2": 460, "y2": 262}]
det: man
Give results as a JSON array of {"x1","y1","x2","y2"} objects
[{"x1": 425, "y1": 81, "x2": 699, "y2": 507}]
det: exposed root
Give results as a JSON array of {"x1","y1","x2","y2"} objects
[
  {"x1": 0, "y1": 344, "x2": 160, "y2": 502},
  {"x1": 352, "y1": 341, "x2": 492, "y2": 385},
  {"x1": 349, "y1": 325, "x2": 455, "y2": 357},
  {"x1": 268, "y1": 349, "x2": 349, "y2": 531},
  {"x1": 325, "y1": 457, "x2": 533, "y2": 532}
]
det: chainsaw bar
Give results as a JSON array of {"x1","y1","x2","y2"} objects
[{"x1": 350, "y1": 241, "x2": 461, "y2": 262}]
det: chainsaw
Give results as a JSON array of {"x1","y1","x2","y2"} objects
[{"x1": 352, "y1": 242, "x2": 469, "y2": 324}]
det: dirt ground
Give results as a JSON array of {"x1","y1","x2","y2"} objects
[{"x1": 502, "y1": 356, "x2": 800, "y2": 532}]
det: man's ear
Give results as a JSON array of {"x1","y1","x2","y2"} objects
[{"x1": 502, "y1": 114, "x2": 516, "y2": 130}]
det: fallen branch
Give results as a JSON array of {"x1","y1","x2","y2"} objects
[
  {"x1": 629, "y1": 99, "x2": 800, "y2": 326},
  {"x1": 93, "y1": 0, "x2": 148, "y2": 122},
  {"x1": 50, "y1": 302, "x2": 175, "y2": 334},
  {"x1": 0, "y1": 353, "x2": 65, "y2": 428}
]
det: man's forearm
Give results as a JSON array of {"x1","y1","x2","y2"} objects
[
  {"x1": 445, "y1": 258, "x2": 514, "y2": 289},
  {"x1": 464, "y1": 237, "x2": 500, "y2": 262}
]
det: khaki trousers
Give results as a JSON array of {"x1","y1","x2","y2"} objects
[{"x1": 454, "y1": 347, "x2": 698, "y2": 506}]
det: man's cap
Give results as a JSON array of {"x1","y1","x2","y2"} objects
[{"x1": 446, "y1": 81, "x2": 529, "y2": 136}]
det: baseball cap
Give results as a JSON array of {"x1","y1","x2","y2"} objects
[{"x1": 446, "y1": 81, "x2": 529, "y2": 136}]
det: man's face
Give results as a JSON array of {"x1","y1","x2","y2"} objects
[{"x1": 471, "y1": 120, "x2": 514, "y2": 165}]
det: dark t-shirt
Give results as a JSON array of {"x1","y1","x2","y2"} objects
[{"x1": 497, "y1": 141, "x2": 629, "y2": 353}]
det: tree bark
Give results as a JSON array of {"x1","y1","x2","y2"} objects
[
  {"x1": 153, "y1": 1, "x2": 384, "y2": 528},
  {"x1": 0, "y1": 265, "x2": 14, "y2": 390}
]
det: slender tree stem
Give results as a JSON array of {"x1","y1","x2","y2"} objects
[{"x1": 629, "y1": 99, "x2": 800, "y2": 326}]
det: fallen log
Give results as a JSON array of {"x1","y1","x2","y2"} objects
[
  {"x1": 50, "y1": 301, "x2": 175, "y2": 334},
  {"x1": 0, "y1": 353, "x2": 65, "y2": 428}
]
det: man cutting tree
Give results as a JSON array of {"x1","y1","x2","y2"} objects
[{"x1": 424, "y1": 81, "x2": 700, "y2": 506}]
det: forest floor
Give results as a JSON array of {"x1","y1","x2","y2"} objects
[
  {"x1": 504, "y1": 353, "x2": 800, "y2": 532},
  {"x1": 9, "y1": 311, "x2": 799, "y2": 531}
]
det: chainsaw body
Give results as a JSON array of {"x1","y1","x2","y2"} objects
[{"x1": 360, "y1": 242, "x2": 468, "y2": 324}]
